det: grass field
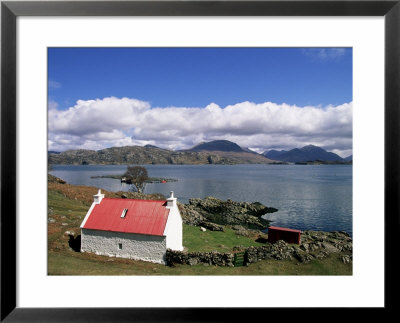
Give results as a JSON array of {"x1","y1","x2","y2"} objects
[
  {"x1": 48, "y1": 249, "x2": 351, "y2": 275},
  {"x1": 48, "y1": 181, "x2": 352, "y2": 275}
]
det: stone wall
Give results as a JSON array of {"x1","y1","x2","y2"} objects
[
  {"x1": 166, "y1": 250, "x2": 234, "y2": 266},
  {"x1": 167, "y1": 230, "x2": 353, "y2": 267}
]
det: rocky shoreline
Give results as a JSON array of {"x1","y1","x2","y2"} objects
[
  {"x1": 178, "y1": 196, "x2": 277, "y2": 230},
  {"x1": 174, "y1": 196, "x2": 352, "y2": 267}
]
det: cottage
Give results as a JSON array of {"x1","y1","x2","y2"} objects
[{"x1": 80, "y1": 190, "x2": 183, "y2": 264}]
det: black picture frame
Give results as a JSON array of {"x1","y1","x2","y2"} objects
[{"x1": 1, "y1": 0, "x2": 399, "y2": 321}]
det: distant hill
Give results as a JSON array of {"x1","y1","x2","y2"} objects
[
  {"x1": 189, "y1": 140, "x2": 245, "y2": 152},
  {"x1": 144, "y1": 144, "x2": 169, "y2": 150},
  {"x1": 241, "y1": 147, "x2": 259, "y2": 155},
  {"x1": 48, "y1": 141, "x2": 275, "y2": 165},
  {"x1": 262, "y1": 149, "x2": 288, "y2": 159},
  {"x1": 184, "y1": 140, "x2": 274, "y2": 164},
  {"x1": 344, "y1": 155, "x2": 353, "y2": 162},
  {"x1": 263, "y1": 145, "x2": 344, "y2": 163},
  {"x1": 48, "y1": 150, "x2": 61, "y2": 154}
]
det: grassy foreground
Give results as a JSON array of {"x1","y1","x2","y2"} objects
[{"x1": 48, "y1": 181, "x2": 352, "y2": 275}]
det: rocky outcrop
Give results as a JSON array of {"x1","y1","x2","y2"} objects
[
  {"x1": 179, "y1": 197, "x2": 277, "y2": 230},
  {"x1": 245, "y1": 231, "x2": 352, "y2": 265},
  {"x1": 48, "y1": 174, "x2": 66, "y2": 184},
  {"x1": 300, "y1": 230, "x2": 352, "y2": 253},
  {"x1": 115, "y1": 191, "x2": 166, "y2": 201},
  {"x1": 231, "y1": 225, "x2": 263, "y2": 237},
  {"x1": 199, "y1": 221, "x2": 225, "y2": 232},
  {"x1": 178, "y1": 203, "x2": 205, "y2": 225}
]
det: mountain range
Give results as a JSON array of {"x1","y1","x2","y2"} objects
[
  {"x1": 344, "y1": 155, "x2": 353, "y2": 162},
  {"x1": 188, "y1": 140, "x2": 245, "y2": 153},
  {"x1": 48, "y1": 140, "x2": 274, "y2": 165},
  {"x1": 263, "y1": 145, "x2": 351, "y2": 163},
  {"x1": 48, "y1": 140, "x2": 351, "y2": 165}
]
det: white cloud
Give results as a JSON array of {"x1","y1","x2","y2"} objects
[
  {"x1": 48, "y1": 80, "x2": 62, "y2": 89},
  {"x1": 302, "y1": 48, "x2": 348, "y2": 61},
  {"x1": 48, "y1": 100, "x2": 58, "y2": 110},
  {"x1": 48, "y1": 97, "x2": 352, "y2": 155}
]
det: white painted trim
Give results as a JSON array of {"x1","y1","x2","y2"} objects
[{"x1": 80, "y1": 201, "x2": 96, "y2": 229}]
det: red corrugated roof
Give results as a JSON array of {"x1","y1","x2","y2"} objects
[
  {"x1": 268, "y1": 226, "x2": 301, "y2": 233},
  {"x1": 83, "y1": 198, "x2": 170, "y2": 236}
]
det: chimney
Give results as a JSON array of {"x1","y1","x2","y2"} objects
[
  {"x1": 93, "y1": 189, "x2": 104, "y2": 204},
  {"x1": 166, "y1": 191, "x2": 177, "y2": 208}
]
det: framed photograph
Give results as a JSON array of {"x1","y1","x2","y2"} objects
[{"x1": 2, "y1": 0, "x2": 399, "y2": 321}]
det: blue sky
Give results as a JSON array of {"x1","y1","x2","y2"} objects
[
  {"x1": 49, "y1": 47, "x2": 352, "y2": 109},
  {"x1": 48, "y1": 47, "x2": 352, "y2": 156}
]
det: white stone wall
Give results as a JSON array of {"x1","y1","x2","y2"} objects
[
  {"x1": 164, "y1": 205, "x2": 183, "y2": 251},
  {"x1": 81, "y1": 228, "x2": 167, "y2": 264}
]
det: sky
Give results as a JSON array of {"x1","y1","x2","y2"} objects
[{"x1": 48, "y1": 47, "x2": 353, "y2": 157}]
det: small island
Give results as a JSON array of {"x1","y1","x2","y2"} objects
[{"x1": 90, "y1": 174, "x2": 178, "y2": 184}]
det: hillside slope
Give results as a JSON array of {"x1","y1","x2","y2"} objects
[
  {"x1": 49, "y1": 143, "x2": 274, "y2": 165},
  {"x1": 264, "y1": 145, "x2": 344, "y2": 163}
]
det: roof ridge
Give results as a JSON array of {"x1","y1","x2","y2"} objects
[{"x1": 102, "y1": 197, "x2": 167, "y2": 202}]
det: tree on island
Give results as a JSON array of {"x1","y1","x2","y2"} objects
[{"x1": 124, "y1": 166, "x2": 149, "y2": 193}]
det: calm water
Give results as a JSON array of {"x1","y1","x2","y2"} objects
[{"x1": 50, "y1": 164, "x2": 352, "y2": 235}]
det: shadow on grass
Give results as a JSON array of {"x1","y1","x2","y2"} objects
[{"x1": 68, "y1": 234, "x2": 81, "y2": 252}]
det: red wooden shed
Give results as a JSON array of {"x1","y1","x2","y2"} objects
[{"x1": 267, "y1": 226, "x2": 301, "y2": 244}]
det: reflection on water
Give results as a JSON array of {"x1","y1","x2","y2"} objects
[{"x1": 50, "y1": 164, "x2": 352, "y2": 235}]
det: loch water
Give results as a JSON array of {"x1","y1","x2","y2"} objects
[{"x1": 50, "y1": 164, "x2": 352, "y2": 235}]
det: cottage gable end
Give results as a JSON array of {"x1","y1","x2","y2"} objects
[{"x1": 163, "y1": 191, "x2": 183, "y2": 251}]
